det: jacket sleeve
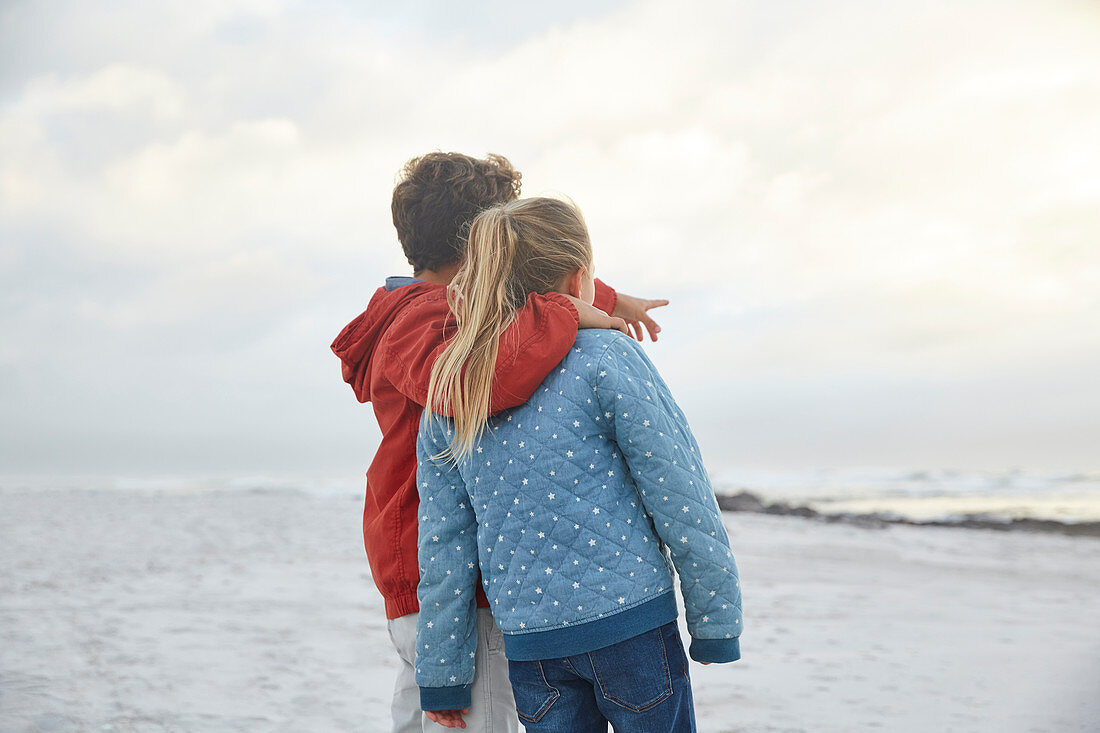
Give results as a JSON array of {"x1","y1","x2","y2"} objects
[
  {"x1": 593, "y1": 278, "x2": 618, "y2": 315},
  {"x1": 489, "y1": 291, "x2": 581, "y2": 412},
  {"x1": 594, "y1": 336, "x2": 742, "y2": 663},
  {"x1": 384, "y1": 291, "x2": 580, "y2": 414},
  {"x1": 414, "y1": 412, "x2": 481, "y2": 711}
]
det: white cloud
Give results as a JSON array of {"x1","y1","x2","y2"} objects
[{"x1": 1, "y1": 0, "x2": 1098, "y2": 473}]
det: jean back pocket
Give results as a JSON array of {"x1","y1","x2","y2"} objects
[
  {"x1": 588, "y1": 624, "x2": 674, "y2": 712},
  {"x1": 508, "y1": 660, "x2": 560, "y2": 723}
]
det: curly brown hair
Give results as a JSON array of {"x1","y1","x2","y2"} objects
[{"x1": 391, "y1": 152, "x2": 522, "y2": 273}]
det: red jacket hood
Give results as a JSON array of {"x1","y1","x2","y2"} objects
[{"x1": 330, "y1": 280, "x2": 441, "y2": 403}]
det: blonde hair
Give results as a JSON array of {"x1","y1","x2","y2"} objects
[{"x1": 426, "y1": 197, "x2": 594, "y2": 462}]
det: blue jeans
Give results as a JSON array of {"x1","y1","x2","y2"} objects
[{"x1": 506, "y1": 621, "x2": 696, "y2": 732}]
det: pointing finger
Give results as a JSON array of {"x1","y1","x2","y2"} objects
[{"x1": 644, "y1": 299, "x2": 670, "y2": 311}]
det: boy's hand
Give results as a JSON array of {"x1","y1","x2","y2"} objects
[
  {"x1": 425, "y1": 708, "x2": 469, "y2": 728},
  {"x1": 612, "y1": 292, "x2": 670, "y2": 342},
  {"x1": 565, "y1": 296, "x2": 631, "y2": 338}
]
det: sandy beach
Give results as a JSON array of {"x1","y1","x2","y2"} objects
[{"x1": 1, "y1": 487, "x2": 1097, "y2": 733}]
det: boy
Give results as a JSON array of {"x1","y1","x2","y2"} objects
[{"x1": 331, "y1": 152, "x2": 668, "y2": 732}]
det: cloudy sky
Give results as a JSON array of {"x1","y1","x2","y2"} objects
[{"x1": 1, "y1": 0, "x2": 1098, "y2": 482}]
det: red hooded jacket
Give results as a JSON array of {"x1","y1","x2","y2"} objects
[{"x1": 332, "y1": 278, "x2": 618, "y2": 618}]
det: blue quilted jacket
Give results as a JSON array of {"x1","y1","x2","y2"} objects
[{"x1": 415, "y1": 330, "x2": 742, "y2": 711}]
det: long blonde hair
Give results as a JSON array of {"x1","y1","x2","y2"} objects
[{"x1": 426, "y1": 197, "x2": 594, "y2": 462}]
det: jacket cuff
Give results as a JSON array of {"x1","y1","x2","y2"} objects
[
  {"x1": 688, "y1": 636, "x2": 741, "y2": 664},
  {"x1": 420, "y1": 684, "x2": 472, "y2": 712},
  {"x1": 540, "y1": 291, "x2": 580, "y2": 324},
  {"x1": 593, "y1": 278, "x2": 618, "y2": 315}
]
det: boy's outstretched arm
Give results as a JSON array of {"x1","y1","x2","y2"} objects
[
  {"x1": 485, "y1": 288, "x2": 629, "y2": 411},
  {"x1": 592, "y1": 277, "x2": 618, "y2": 314},
  {"x1": 383, "y1": 290, "x2": 582, "y2": 413},
  {"x1": 382, "y1": 278, "x2": 666, "y2": 413},
  {"x1": 595, "y1": 277, "x2": 672, "y2": 342},
  {"x1": 612, "y1": 291, "x2": 670, "y2": 342},
  {"x1": 381, "y1": 280, "x2": 624, "y2": 414}
]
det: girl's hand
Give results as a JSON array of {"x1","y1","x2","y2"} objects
[
  {"x1": 565, "y1": 296, "x2": 631, "y2": 338},
  {"x1": 425, "y1": 708, "x2": 469, "y2": 728},
  {"x1": 612, "y1": 292, "x2": 670, "y2": 342}
]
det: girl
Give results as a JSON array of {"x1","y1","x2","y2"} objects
[{"x1": 414, "y1": 197, "x2": 742, "y2": 732}]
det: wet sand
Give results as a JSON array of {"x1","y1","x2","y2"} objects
[{"x1": 2, "y1": 488, "x2": 1097, "y2": 732}]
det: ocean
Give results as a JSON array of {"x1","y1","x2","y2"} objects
[
  {"x1": 712, "y1": 467, "x2": 1100, "y2": 524},
  {"x1": 3, "y1": 467, "x2": 1099, "y2": 526}
]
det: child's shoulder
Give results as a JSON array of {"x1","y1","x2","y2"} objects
[
  {"x1": 548, "y1": 331, "x2": 658, "y2": 400},
  {"x1": 571, "y1": 329, "x2": 641, "y2": 358},
  {"x1": 570, "y1": 329, "x2": 651, "y2": 371}
]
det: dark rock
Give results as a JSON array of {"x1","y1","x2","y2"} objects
[
  {"x1": 714, "y1": 490, "x2": 1100, "y2": 538},
  {"x1": 715, "y1": 490, "x2": 766, "y2": 513}
]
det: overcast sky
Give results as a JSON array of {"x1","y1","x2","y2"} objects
[{"x1": 1, "y1": 0, "x2": 1098, "y2": 482}]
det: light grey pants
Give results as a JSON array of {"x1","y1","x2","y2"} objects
[{"x1": 386, "y1": 608, "x2": 519, "y2": 733}]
